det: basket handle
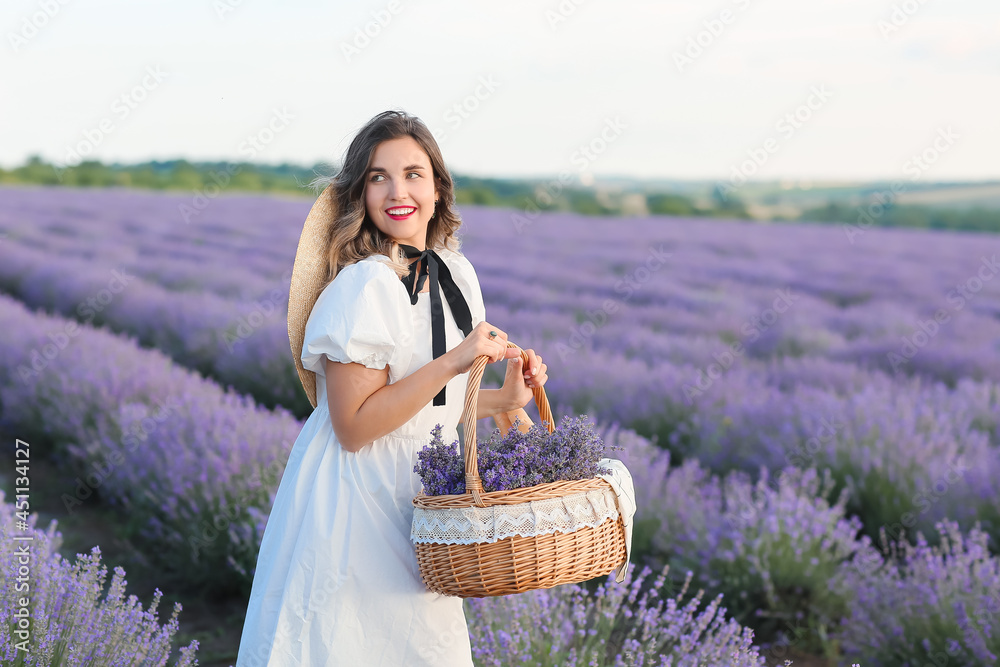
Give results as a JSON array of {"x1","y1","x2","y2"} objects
[{"x1": 461, "y1": 340, "x2": 554, "y2": 508}]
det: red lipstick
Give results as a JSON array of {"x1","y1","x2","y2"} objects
[{"x1": 385, "y1": 206, "x2": 416, "y2": 220}]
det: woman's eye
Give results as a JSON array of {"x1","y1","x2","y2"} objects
[{"x1": 370, "y1": 173, "x2": 420, "y2": 182}]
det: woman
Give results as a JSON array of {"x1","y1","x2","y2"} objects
[{"x1": 235, "y1": 109, "x2": 548, "y2": 666}]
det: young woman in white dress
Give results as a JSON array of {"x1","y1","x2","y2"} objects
[{"x1": 235, "y1": 109, "x2": 548, "y2": 666}]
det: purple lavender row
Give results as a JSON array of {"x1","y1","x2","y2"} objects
[
  {"x1": 3, "y1": 185, "x2": 999, "y2": 544},
  {"x1": 465, "y1": 563, "x2": 770, "y2": 666},
  {"x1": 4, "y1": 185, "x2": 1000, "y2": 428},
  {"x1": 305, "y1": 192, "x2": 1000, "y2": 546},
  {"x1": 5, "y1": 187, "x2": 1000, "y2": 389},
  {"x1": 461, "y1": 205, "x2": 1000, "y2": 386},
  {"x1": 5, "y1": 188, "x2": 1000, "y2": 534},
  {"x1": 834, "y1": 519, "x2": 1000, "y2": 665},
  {"x1": 0, "y1": 240, "x2": 309, "y2": 415},
  {"x1": 605, "y1": 422, "x2": 1000, "y2": 664},
  {"x1": 0, "y1": 185, "x2": 304, "y2": 299},
  {"x1": 0, "y1": 292, "x2": 765, "y2": 663},
  {"x1": 0, "y1": 325, "x2": 988, "y2": 666},
  {"x1": 543, "y1": 352, "x2": 1000, "y2": 554},
  {"x1": 610, "y1": 422, "x2": 863, "y2": 656},
  {"x1": 0, "y1": 293, "x2": 302, "y2": 596},
  {"x1": 0, "y1": 489, "x2": 200, "y2": 665}
]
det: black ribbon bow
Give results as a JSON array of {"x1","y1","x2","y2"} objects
[{"x1": 398, "y1": 244, "x2": 474, "y2": 406}]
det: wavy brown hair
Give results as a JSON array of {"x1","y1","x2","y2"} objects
[{"x1": 309, "y1": 109, "x2": 463, "y2": 292}]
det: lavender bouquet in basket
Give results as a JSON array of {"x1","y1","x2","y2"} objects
[
  {"x1": 410, "y1": 343, "x2": 635, "y2": 598},
  {"x1": 414, "y1": 415, "x2": 619, "y2": 496}
]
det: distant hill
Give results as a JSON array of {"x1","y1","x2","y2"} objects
[{"x1": 2, "y1": 155, "x2": 997, "y2": 233}]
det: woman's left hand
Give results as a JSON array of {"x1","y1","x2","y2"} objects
[{"x1": 500, "y1": 348, "x2": 548, "y2": 409}]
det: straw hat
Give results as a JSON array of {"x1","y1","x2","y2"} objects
[{"x1": 288, "y1": 184, "x2": 339, "y2": 409}]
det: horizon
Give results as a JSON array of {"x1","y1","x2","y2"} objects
[{"x1": 7, "y1": 155, "x2": 1000, "y2": 190}]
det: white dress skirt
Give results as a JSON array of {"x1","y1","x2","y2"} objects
[{"x1": 235, "y1": 249, "x2": 485, "y2": 666}]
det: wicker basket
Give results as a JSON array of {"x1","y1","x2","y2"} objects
[{"x1": 411, "y1": 341, "x2": 628, "y2": 598}]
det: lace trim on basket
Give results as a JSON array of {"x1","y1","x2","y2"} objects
[{"x1": 410, "y1": 487, "x2": 621, "y2": 545}]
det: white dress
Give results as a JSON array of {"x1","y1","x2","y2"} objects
[{"x1": 236, "y1": 247, "x2": 484, "y2": 667}]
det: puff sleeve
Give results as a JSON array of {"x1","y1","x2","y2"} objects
[{"x1": 300, "y1": 259, "x2": 414, "y2": 384}]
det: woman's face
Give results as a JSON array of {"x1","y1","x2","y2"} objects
[{"x1": 364, "y1": 135, "x2": 439, "y2": 252}]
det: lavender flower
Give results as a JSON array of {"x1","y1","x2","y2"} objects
[
  {"x1": 609, "y1": 425, "x2": 864, "y2": 654},
  {"x1": 0, "y1": 294, "x2": 301, "y2": 596},
  {"x1": 465, "y1": 564, "x2": 769, "y2": 666},
  {"x1": 415, "y1": 415, "x2": 618, "y2": 495},
  {"x1": 834, "y1": 520, "x2": 1000, "y2": 666},
  {"x1": 0, "y1": 490, "x2": 199, "y2": 666},
  {"x1": 413, "y1": 424, "x2": 467, "y2": 496}
]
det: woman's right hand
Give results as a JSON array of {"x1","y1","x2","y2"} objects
[{"x1": 447, "y1": 322, "x2": 520, "y2": 375}]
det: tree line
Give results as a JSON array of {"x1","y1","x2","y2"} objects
[{"x1": 2, "y1": 155, "x2": 996, "y2": 232}]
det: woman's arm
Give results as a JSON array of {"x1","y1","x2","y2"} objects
[
  {"x1": 325, "y1": 319, "x2": 534, "y2": 451},
  {"x1": 324, "y1": 359, "x2": 528, "y2": 451},
  {"x1": 475, "y1": 389, "x2": 520, "y2": 421},
  {"x1": 325, "y1": 353, "x2": 459, "y2": 452}
]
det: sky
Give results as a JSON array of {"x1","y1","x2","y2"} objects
[{"x1": 2, "y1": 0, "x2": 999, "y2": 182}]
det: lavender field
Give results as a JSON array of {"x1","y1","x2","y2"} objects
[{"x1": 2, "y1": 184, "x2": 999, "y2": 666}]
